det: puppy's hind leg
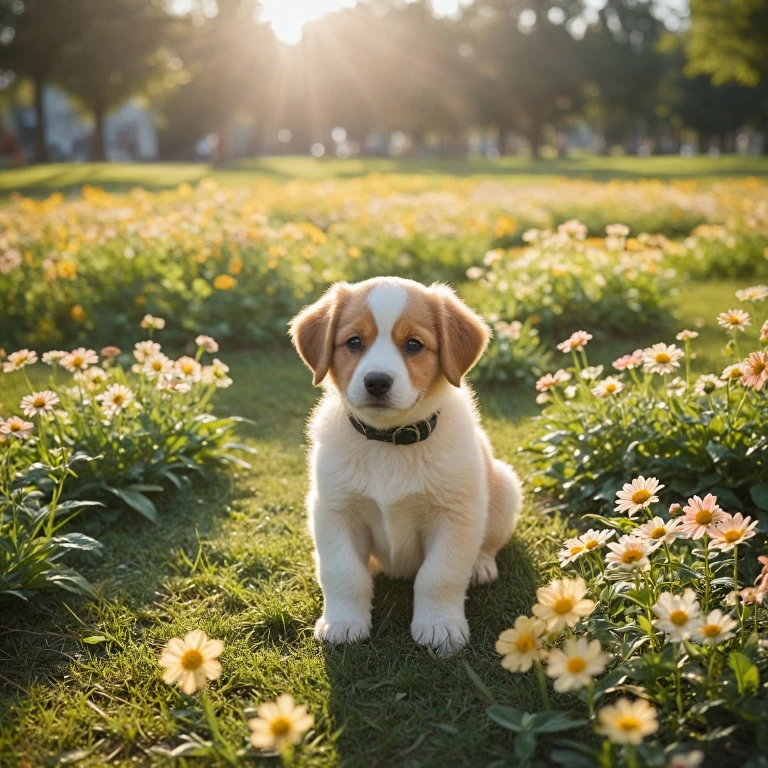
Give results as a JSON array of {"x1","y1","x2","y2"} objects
[{"x1": 472, "y1": 459, "x2": 522, "y2": 586}]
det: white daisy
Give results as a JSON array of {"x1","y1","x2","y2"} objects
[
  {"x1": 615, "y1": 476, "x2": 664, "y2": 518},
  {"x1": 652, "y1": 589, "x2": 702, "y2": 642}
]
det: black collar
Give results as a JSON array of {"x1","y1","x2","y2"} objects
[{"x1": 348, "y1": 411, "x2": 439, "y2": 446}]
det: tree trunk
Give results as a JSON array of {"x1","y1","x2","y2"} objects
[
  {"x1": 92, "y1": 108, "x2": 106, "y2": 161},
  {"x1": 32, "y1": 74, "x2": 49, "y2": 163}
]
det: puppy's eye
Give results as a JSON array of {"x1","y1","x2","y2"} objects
[
  {"x1": 405, "y1": 338, "x2": 423, "y2": 353},
  {"x1": 346, "y1": 336, "x2": 363, "y2": 351}
]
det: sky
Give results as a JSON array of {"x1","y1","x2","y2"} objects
[{"x1": 261, "y1": 0, "x2": 466, "y2": 44}]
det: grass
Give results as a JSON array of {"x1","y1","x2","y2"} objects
[
  {"x1": 0, "y1": 154, "x2": 767, "y2": 197},
  {"x1": 0, "y1": 274, "x2": 745, "y2": 767}
]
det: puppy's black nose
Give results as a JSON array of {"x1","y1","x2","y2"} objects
[{"x1": 364, "y1": 372, "x2": 393, "y2": 398}]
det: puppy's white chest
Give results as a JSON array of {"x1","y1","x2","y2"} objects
[{"x1": 360, "y1": 494, "x2": 427, "y2": 579}]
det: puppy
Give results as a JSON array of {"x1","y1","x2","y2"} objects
[{"x1": 289, "y1": 276, "x2": 521, "y2": 654}]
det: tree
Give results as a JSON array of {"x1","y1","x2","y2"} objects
[
  {"x1": 0, "y1": 0, "x2": 81, "y2": 162},
  {"x1": 55, "y1": 0, "x2": 182, "y2": 161},
  {"x1": 685, "y1": 0, "x2": 768, "y2": 87}
]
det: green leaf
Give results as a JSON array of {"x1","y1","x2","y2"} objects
[
  {"x1": 463, "y1": 661, "x2": 496, "y2": 704},
  {"x1": 515, "y1": 730, "x2": 537, "y2": 763},
  {"x1": 749, "y1": 483, "x2": 768, "y2": 511},
  {"x1": 486, "y1": 705, "x2": 525, "y2": 732},
  {"x1": 728, "y1": 651, "x2": 760, "y2": 696},
  {"x1": 530, "y1": 711, "x2": 588, "y2": 733},
  {"x1": 105, "y1": 487, "x2": 158, "y2": 523}
]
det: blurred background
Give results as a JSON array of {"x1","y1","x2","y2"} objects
[{"x1": 0, "y1": 0, "x2": 766, "y2": 166}]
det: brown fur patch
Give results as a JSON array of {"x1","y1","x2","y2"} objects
[
  {"x1": 329, "y1": 284, "x2": 377, "y2": 392},
  {"x1": 393, "y1": 290, "x2": 442, "y2": 395}
]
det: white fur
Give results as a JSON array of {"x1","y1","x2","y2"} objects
[{"x1": 302, "y1": 280, "x2": 522, "y2": 654}]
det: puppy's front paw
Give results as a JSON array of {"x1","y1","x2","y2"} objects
[
  {"x1": 314, "y1": 615, "x2": 370, "y2": 645},
  {"x1": 471, "y1": 554, "x2": 498, "y2": 586},
  {"x1": 411, "y1": 618, "x2": 469, "y2": 655}
]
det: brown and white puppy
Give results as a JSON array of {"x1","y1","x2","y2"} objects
[{"x1": 289, "y1": 276, "x2": 521, "y2": 654}]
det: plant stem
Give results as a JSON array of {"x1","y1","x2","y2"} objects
[
  {"x1": 733, "y1": 545, "x2": 745, "y2": 643},
  {"x1": 675, "y1": 644, "x2": 683, "y2": 716},
  {"x1": 534, "y1": 660, "x2": 551, "y2": 711},
  {"x1": 703, "y1": 534, "x2": 711, "y2": 612}
]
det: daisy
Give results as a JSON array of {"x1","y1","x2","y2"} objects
[
  {"x1": 98, "y1": 384, "x2": 135, "y2": 416},
  {"x1": 761, "y1": 319, "x2": 768, "y2": 343},
  {"x1": 248, "y1": 693, "x2": 314, "y2": 752},
  {"x1": 606, "y1": 535, "x2": 659, "y2": 573},
  {"x1": 20, "y1": 390, "x2": 60, "y2": 417},
  {"x1": 202, "y1": 358, "x2": 232, "y2": 388},
  {"x1": 635, "y1": 516, "x2": 684, "y2": 544},
  {"x1": 717, "y1": 309, "x2": 750, "y2": 333},
  {"x1": 738, "y1": 585, "x2": 767, "y2": 605},
  {"x1": 558, "y1": 219, "x2": 587, "y2": 239},
  {"x1": 721, "y1": 363, "x2": 745, "y2": 381},
  {"x1": 679, "y1": 494, "x2": 727, "y2": 539},
  {"x1": 157, "y1": 376, "x2": 192, "y2": 394},
  {"x1": 0, "y1": 416, "x2": 34, "y2": 439},
  {"x1": 598, "y1": 697, "x2": 658, "y2": 745},
  {"x1": 708, "y1": 513, "x2": 758, "y2": 552},
  {"x1": 667, "y1": 377, "x2": 687, "y2": 397},
  {"x1": 556, "y1": 330, "x2": 593, "y2": 353},
  {"x1": 42, "y1": 350, "x2": 66, "y2": 366},
  {"x1": 675, "y1": 330, "x2": 699, "y2": 341},
  {"x1": 100, "y1": 346, "x2": 121, "y2": 363},
  {"x1": 496, "y1": 616, "x2": 548, "y2": 672},
  {"x1": 158, "y1": 629, "x2": 223, "y2": 695},
  {"x1": 642, "y1": 343, "x2": 684, "y2": 375},
  {"x1": 652, "y1": 589, "x2": 702, "y2": 642},
  {"x1": 140, "y1": 314, "x2": 165, "y2": 330},
  {"x1": 578, "y1": 528, "x2": 614, "y2": 551},
  {"x1": 735, "y1": 285, "x2": 768, "y2": 302},
  {"x1": 174, "y1": 356, "x2": 202, "y2": 380},
  {"x1": 558, "y1": 538, "x2": 587, "y2": 567},
  {"x1": 615, "y1": 476, "x2": 664, "y2": 518},
  {"x1": 546, "y1": 636, "x2": 612, "y2": 693},
  {"x1": 605, "y1": 223, "x2": 629, "y2": 237},
  {"x1": 531, "y1": 576, "x2": 595, "y2": 633},
  {"x1": 693, "y1": 374, "x2": 725, "y2": 396},
  {"x1": 694, "y1": 609, "x2": 739, "y2": 645},
  {"x1": 143, "y1": 353, "x2": 173, "y2": 378},
  {"x1": 535, "y1": 369, "x2": 570, "y2": 392},
  {"x1": 668, "y1": 503, "x2": 683, "y2": 516},
  {"x1": 579, "y1": 365, "x2": 604, "y2": 381},
  {"x1": 592, "y1": 377, "x2": 624, "y2": 398},
  {"x1": 195, "y1": 334, "x2": 219, "y2": 353},
  {"x1": 60, "y1": 347, "x2": 98, "y2": 372},
  {"x1": 80, "y1": 366, "x2": 108, "y2": 390},
  {"x1": 133, "y1": 340, "x2": 161, "y2": 363},
  {"x1": 3, "y1": 349, "x2": 38, "y2": 372},
  {"x1": 612, "y1": 350, "x2": 643, "y2": 371},
  {"x1": 740, "y1": 351, "x2": 768, "y2": 390}
]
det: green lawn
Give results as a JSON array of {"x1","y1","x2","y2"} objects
[
  {"x1": 1, "y1": 154, "x2": 767, "y2": 197},
  {"x1": 0, "y1": 276, "x2": 743, "y2": 767}
]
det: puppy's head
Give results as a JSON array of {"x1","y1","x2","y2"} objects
[{"x1": 289, "y1": 277, "x2": 490, "y2": 428}]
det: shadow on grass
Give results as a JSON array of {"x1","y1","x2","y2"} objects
[{"x1": 318, "y1": 537, "x2": 545, "y2": 767}]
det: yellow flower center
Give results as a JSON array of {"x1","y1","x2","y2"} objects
[
  {"x1": 182, "y1": 363, "x2": 194, "y2": 374},
  {"x1": 651, "y1": 526, "x2": 667, "y2": 540},
  {"x1": 72, "y1": 355, "x2": 84, "y2": 367},
  {"x1": 729, "y1": 317, "x2": 741, "y2": 325},
  {"x1": 724, "y1": 530, "x2": 742, "y2": 543},
  {"x1": 605, "y1": 383, "x2": 617, "y2": 393},
  {"x1": 515, "y1": 634, "x2": 535, "y2": 653},
  {"x1": 180, "y1": 649, "x2": 204, "y2": 671},
  {"x1": 621, "y1": 549, "x2": 643, "y2": 564},
  {"x1": 567, "y1": 656, "x2": 587, "y2": 674},
  {"x1": 152, "y1": 361, "x2": 163, "y2": 371},
  {"x1": 753, "y1": 361, "x2": 765, "y2": 375},
  {"x1": 631, "y1": 489, "x2": 652, "y2": 505},
  {"x1": 10, "y1": 423, "x2": 21, "y2": 432},
  {"x1": 669, "y1": 610, "x2": 689, "y2": 626},
  {"x1": 569, "y1": 546, "x2": 584, "y2": 555},
  {"x1": 617, "y1": 716, "x2": 640, "y2": 733},
  {"x1": 695, "y1": 509, "x2": 713, "y2": 525},
  {"x1": 655, "y1": 353, "x2": 670, "y2": 364},
  {"x1": 33, "y1": 397, "x2": 46, "y2": 408},
  {"x1": 271, "y1": 717, "x2": 292, "y2": 736},
  {"x1": 553, "y1": 597, "x2": 574, "y2": 615},
  {"x1": 112, "y1": 394, "x2": 125, "y2": 406},
  {"x1": 585, "y1": 539, "x2": 598, "y2": 550},
  {"x1": 701, "y1": 624, "x2": 721, "y2": 637}
]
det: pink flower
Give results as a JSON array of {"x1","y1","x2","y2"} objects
[
  {"x1": 740, "y1": 351, "x2": 768, "y2": 390},
  {"x1": 557, "y1": 331, "x2": 593, "y2": 354},
  {"x1": 612, "y1": 350, "x2": 643, "y2": 371},
  {"x1": 679, "y1": 494, "x2": 727, "y2": 539},
  {"x1": 536, "y1": 369, "x2": 571, "y2": 392},
  {"x1": 760, "y1": 319, "x2": 768, "y2": 343}
]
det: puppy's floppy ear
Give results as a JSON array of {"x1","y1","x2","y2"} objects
[
  {"x1": 432, "y1": 283, "x2": 491, "y2": 387},
  {"x1": 289, "y1": 283, "x2": 348, "y2": 386}
]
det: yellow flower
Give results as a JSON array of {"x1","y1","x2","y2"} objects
[
  {"x1": 347, "y1": 245, "x2": 362, "y2": 259},
  {"x1": 495, "y1": 615, "x2": 547, "y2": 672},
  {"x1": 228, "y1": 256, "x2": 243, "y2": 275},
  {"x1": 71, "y1": 305, "x2": 85, "y2": 322},
  {"x1": 158, "y1": 630, "x2": 223, "y2": 695},
  {"x1": 598, "y1": 697, "x2": 658, "y2": 745},
  {"x1": 57, "y1": 260, "x2": 78, "y2": 279},
  {"x1": 248, "y1": 694, "x2": 314, "y2": 752},
  {"x1": 213, "y1": 274, "x2": 237, "y2": 290},
  {"x1": 546, "y1": 635, "x2": 611, "y2": 692},
  {"x1": 531, "y1": 576, "x2": 595, "y2": 633}
]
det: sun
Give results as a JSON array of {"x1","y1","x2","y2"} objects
[{"x1": 261, "y1": 0, "x2": 359, "y2": 44}]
